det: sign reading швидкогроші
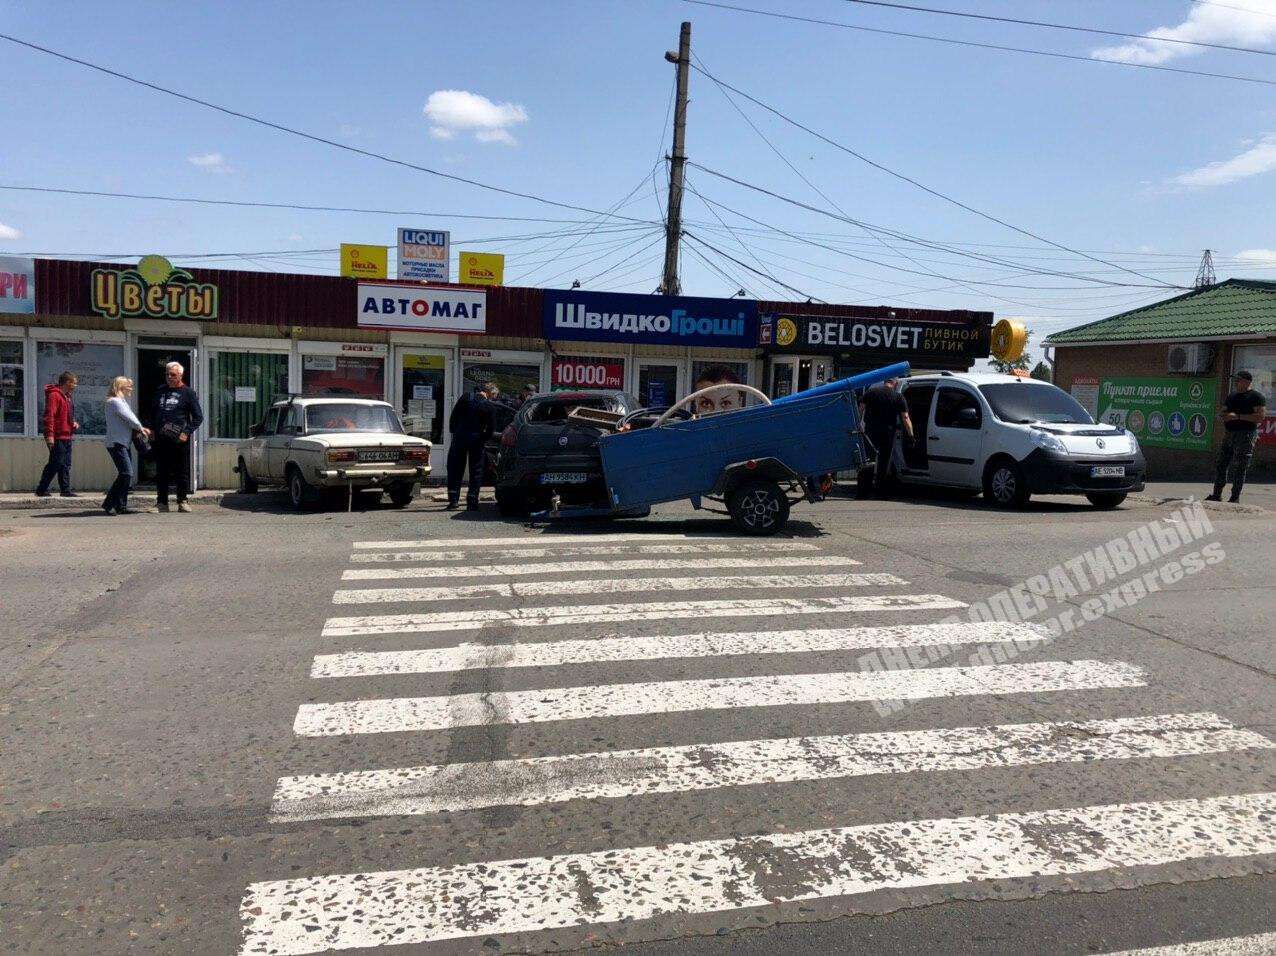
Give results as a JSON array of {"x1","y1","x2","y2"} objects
[{"x1": 543, "y1": 289, "x2": 758, "y2": 348}]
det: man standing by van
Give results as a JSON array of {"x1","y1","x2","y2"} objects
[
  {"x1": 152, "y1": 362, "x2": 204, "y2": 513},
  {"x1": 35, "y1": 371, "x2": 80, "y2": 497},
  {"x1": 1207, "y1": 370, "x2": 1267, "y2": 504},
  {"x1": 860, "y1": 377, "x2": 914, "y2": 496}
]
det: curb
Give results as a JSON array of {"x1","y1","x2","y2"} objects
[{"x1": 0, "y1": 492, "x2": 231, "y2": 511}]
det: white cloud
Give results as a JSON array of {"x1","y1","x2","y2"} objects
[
  {"x1": 1235, "y1": 248, "x2": 1276, "y2": 262},
  {"x1": 0, "y1": 221, "x2": 21, "y2": 240},
  {"x1": 1170, "y1": 134, "x2": 1276, "y2": 188},
  {"x1": 187, "y1": 151, "x2": 233, "y2": 174},
  {"x1": 423, "y1": 89, "x2": 527, "y2": 145},
  {"x1": 1091, "y1": 0, "x2": 1276, "y2": 65},
  {"x1": 286, "y1": 232, "x2": 305, "y2": 244},
  {"x1": 339, "y1": 123, "x2": 360, "y2": 137}
]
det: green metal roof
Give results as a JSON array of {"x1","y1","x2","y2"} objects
[{"x1": 1044, "y1": 279, "x2": 1276, "y2": 345}]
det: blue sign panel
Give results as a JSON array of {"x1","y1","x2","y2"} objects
[{"x1": 543, "y1": 289, "x2": 758, "y2": 348}]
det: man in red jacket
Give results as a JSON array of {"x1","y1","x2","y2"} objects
[{"x1": 35, "y1": 371, "x2": 81, "y2": 497}]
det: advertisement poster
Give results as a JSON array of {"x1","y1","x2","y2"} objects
[
  {"x1": 0, "y1": 256, "x2": 36, "y2": 314},
  {"x1": 544, "y1": 289, "x2": 757, "y2": 349},
  {"x1": 357, "y1": 283, "x2": 486, "y2": 333},
  {"x1": 301, "y1": 355, "x2": 384, "y2": 399},
  {"x1": 1260, "y1": 416, "x2": 1276, "y2": 447},
  {"x1": 551, "y1": 356, "x2": 624, "y2": 391},
  {"x1": 458, "y1": 251, "x2": 504, "y2": 286},
  {"x1": 398, "y1": 228, "x2": 450, "y2": 282},
  {"x1": 1095, "y1": 376, "x2": 1216, "y2": 450},
  {"x1": 36, "y1": 341, "x2": 125, "y2": 436},
  {"x1": 339, "y1": 244, "x2": 388, "y2": 279},
  {"x1": 1070, "y1": 376, "x2": 1100, "y2": 420}
]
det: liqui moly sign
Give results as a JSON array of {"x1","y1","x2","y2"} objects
[{"x1": 542, "y1": 289, "x2": 757, "y2": 348}]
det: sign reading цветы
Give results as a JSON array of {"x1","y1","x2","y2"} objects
[
  {"x1": 398, "y1": 228, "x2": 449, "y2": 282},
  {"x1": 1095, "y1": 375, "x2": 1216, "y2": 450},
  {"x1": 357, "y1": 283, "x2": 486, "y2": 333}
]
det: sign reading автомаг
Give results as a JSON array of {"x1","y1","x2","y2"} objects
[{"x1": 543, "y1": 289, "x2": 758, "y2": 348}]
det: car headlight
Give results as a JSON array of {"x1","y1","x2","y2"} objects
[
  {"x1": 1030, "y1": 429, "x2": 1068, "y2": 454},
  {"x1": 1125, "y1": 428, "x2": 1141, "y2": 453}
]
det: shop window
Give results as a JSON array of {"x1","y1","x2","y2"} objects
[
  {"x1": 692, "y1": 360, "x2": 749, "y2": 388},
  {"x1": 400, "y1": 353, "x2": 446, "y2": 444},
  {"x1": 1233, "y1": 345, "x2": 1276, "y2": 399},
  {"x1": 464, "y1": 361, "x2": 541, "y2": 405},
  {"x1": 36, "y1": 340, "x2": 125, "y2": 436},
  {"x1": 1, "y1": 341, "x2": 23, "y2": 434},
  {"x1": 210, "y1": 351, "x2": 289, "y2": 440},
  {"x1": 301, "y1": 354, "x2": 384, "y2": 399}
]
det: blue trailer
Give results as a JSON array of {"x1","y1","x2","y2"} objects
[{"x1": 538, "y1": 361, "x2": 909, "y2": 534}]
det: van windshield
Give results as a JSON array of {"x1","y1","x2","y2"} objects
[{"x1": 978, "y1": 383, "x2": 1094, "y2": 425}]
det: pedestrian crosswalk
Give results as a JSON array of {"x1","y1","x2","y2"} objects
[{"x1": 239, "y1": 530, "x2": 1276, "y2": 955}]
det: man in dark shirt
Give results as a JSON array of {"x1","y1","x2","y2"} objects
[
  {"x1": 447, "y1": 382, "x2": 497, "y2": 511},
  {"x1": 1207, "y1": 370, "x2": 1267, "y2": 503},
  {"x1": 859, "y1": 377, "x2": 914, "y2": 495},
  {"x1": 151, "y1": 361, "x2": 204, "y2": 513}
]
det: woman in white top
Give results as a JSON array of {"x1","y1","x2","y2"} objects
[{"x1": 103, "y1": 376, "x2": 151, "y2": 515}]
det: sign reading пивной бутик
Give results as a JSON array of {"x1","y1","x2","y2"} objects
[
  {"x1": 543, "y1": 290, "x2": 757, "y2": 349},
  {"x1": 1095, "y1": 376, "x2": 1216, "y2": 450},
  {"x1": 762, "y1": 313, "x2": 990, "y2": 361},
  {"x1": 357, "y1": 284, "x2": 486, "y2": 333}
]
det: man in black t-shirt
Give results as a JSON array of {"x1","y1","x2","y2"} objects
[
  {"x1": 1206, "y1": 370, "x2": 1267, "y2": 503},
  {"x1": 859, "y1": 378, "x2": 914, "y2": 495}
]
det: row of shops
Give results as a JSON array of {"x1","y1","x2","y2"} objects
[{"x1": 0, "y1": 255, "x2": 993, "y2": 491}]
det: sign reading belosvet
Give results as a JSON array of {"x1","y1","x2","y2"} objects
[
  {"x1": 762, "y1": 313, "x2": 991, "y2": 362},
  {"x1": 357, "y1": 283, "x2": 486, "y2": 333},
  {"x1": 543, "y1": 289, "x2": 757, "y2": 348}
]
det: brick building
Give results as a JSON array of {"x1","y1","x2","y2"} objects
[{"x1": 1046, "y1": 279, "x2": 1275, "y2": 480}]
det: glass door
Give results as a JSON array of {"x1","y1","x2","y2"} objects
[
  {"x1": 635, "y1": 360, "x2": 682, "y2": 408},
  {"x1": 136, "y1": 343, "x2": 197, "y2": 490},
  {"x1": 770, "y1": 357, "x2": 797, "y2": 398},
  {"x1": 395, "y1": 349, "x2": 451, "y2": 465}
]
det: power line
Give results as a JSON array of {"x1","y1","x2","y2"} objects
[
  {"x1": 0, "y1": 183, "x2": 658, "y2": 226},
  {"x1": 683, "y1": 231, "x2": 824, "y2": 301},
  {"x1": 1192, "y1": 0, "x2": 1276, "y2": 18},
  {"x1": 685, "y1": 62, "x2": 1185, "y2": 289},
  {"x1": 0, "y1": 32, "x2": 657, "y2": 225},
  {"x1": 683, "y1": 1, "x2": 1276, "y2": 88},
  {"x1": 837, "y1": 0, "x2": 1276, "y2": 56}
]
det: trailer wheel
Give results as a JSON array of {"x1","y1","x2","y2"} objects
[{"x1": 728, "y1": 480, "x2": 790, "y2": 535}]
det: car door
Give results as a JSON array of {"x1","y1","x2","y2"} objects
[
  {"x1": 266, "y1": 403, "x2": 302, "y2": 481},
  {"x1": 897, "y1": 383, "x2": 937, "y2": 482},
  {"x1": 247, "y1": 407, "x2": 280, "y2": 478},
  {"x1": 928, "y1": 386, "x2": 985, "y2": 487}
]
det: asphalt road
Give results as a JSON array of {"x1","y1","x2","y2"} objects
[{"x1": 1, "y1": 487, "x2": 1273, "y2": 955}]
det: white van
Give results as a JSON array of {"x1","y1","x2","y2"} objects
[{"x1": 866, "y1": 372, "x2": 1146, "y2": 508}]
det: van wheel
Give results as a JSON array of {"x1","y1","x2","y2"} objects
[
  {"x1": 237, "y1": 458, "x2": 258, "y2": 494},
  {"x1": 287, "y1": 467, "x2": 316, "y2": 511},
  {"x1": 983, "y1": 459, "x2": 1030, "y2": 508},
  {"x1": 1086, "y1": 492, "x2": 1127, "y2": 509},
  {"x1": 728, "y1": 480, "x2": 790, "y2": 535}
]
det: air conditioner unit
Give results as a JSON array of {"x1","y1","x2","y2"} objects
[{"x1": 1167, "y1": 343, "x2": 1212, "y2": 374}]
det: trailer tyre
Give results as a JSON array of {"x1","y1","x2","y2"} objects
[{"x1": 728, "y1": 480, "x2": 789, "y2": 536}]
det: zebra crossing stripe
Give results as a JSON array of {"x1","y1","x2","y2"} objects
[
  {"x1": 1103, "y1": 933, "x2": 1276, "y2": 955},
  {"x1": 352, "y1": 533, "x2": 756, "y2": 549},
  {"x1": 332, "y1": 573, "x2": 907, "y2": 605},
  {"x1": 350, "y1": 541, "x2": 823, "y2": 563},
  {"x1": 321, "y1": 593, "x2": 967, "y2": 636},
  {"x1": 292, "y1": 660, "x2": 1145, "y2": 736},
  {"x1": 239, "y1": 791, "x2": 1276, "y2": 954},
  {"x1": 270, "y1": 712, "x2": 1274, "y2": 822},
  {"x1": 311, "y1": 621, "x2": 1049, "y2": 678},
  {"x1": 341, "y1": 555, "x2": 860, "y2": 581}
]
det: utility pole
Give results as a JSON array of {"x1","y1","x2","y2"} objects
[
  {"x1": 660, "y1": 21, "x2": 691, "y2": 296},
  {"x1": 1194, "y1": 249, "x2": 1216, "y2": 288}
]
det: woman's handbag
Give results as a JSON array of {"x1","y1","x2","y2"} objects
[{"x1": 132, "y1": 429, "x2": 152, "y2": 455}]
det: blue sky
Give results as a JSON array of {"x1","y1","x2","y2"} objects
[{"x1": 3, "y1": 0, "x2": 1276, "y2": 360}]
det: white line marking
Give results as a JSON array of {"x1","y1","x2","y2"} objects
[
  {"x1": 292, "y1": 660, "x2": 1145, "y2": 736},
  {"x1": 322, "y1": 593, "x2": 967, "y2": 636},
  {"x1": 341, "y1": 555, "x2": 860, "y2": 581},
  {"x1": 333, "y1": 573, "x2": 907, "y2": 605},
  {"x1": 1104, "y1": 933, "x2": 1276, "y2": 955},
  {"x1": 311, "y1": 621, "x2": 1048, "y2": 678},
  {"x1": 350, "y1": 541, "x2": 824, "y2": 563},
  {"x1": 239, "y1": 791, "x2": 1276, "y2": 955},
  {"x1": 353, "y1": 533, "x2": 759, "y2": 549},
  {"x1": 270, "y1": 712, "x2": 1274, "y2": 822}
]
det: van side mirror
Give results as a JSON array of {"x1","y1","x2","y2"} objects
[{"x1": 957, "y1": 406, "x2": 980, "y2": 425}]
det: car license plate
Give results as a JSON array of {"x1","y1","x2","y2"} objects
[
  {"x1": 540, "y1": 472, "x2": 591, "y2": 484},
  {"x1": 1091, "y1": 465, "x2": 1125, "y2": 477},
  {"x1": 358, "y1": 450, "x2": 400, "y2": 463}
]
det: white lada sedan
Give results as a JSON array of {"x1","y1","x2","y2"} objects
[{"x1": 235, "y1": 398, "x2": 431, "y2": 510}]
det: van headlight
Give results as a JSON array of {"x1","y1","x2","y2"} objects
[
  {"x1": 1030, "y1": 429, "x2": 1068, "y2": 454},
  {"x1": 1125, "y1": 429, "x2": 1141, "y2": 454}
]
